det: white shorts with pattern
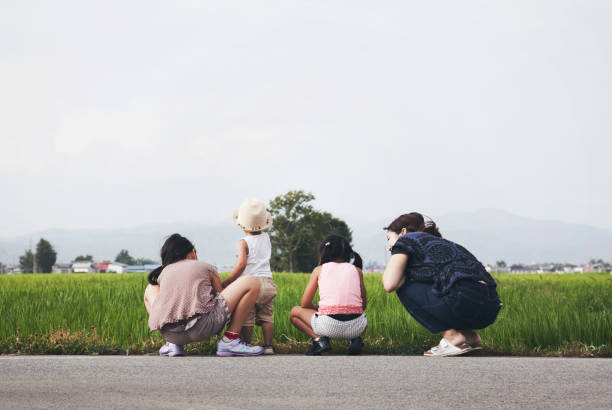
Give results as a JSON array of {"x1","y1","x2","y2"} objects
[{"x1": 310, "y1": 312, "x2": 367, "y2": 339}]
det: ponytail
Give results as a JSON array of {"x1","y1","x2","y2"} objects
[
  {"x1": 147, "y1": 233, "x2": 195, "y2": 285},
  {"x1": 318, "y1": 234, "x2": 362, "y2": 269},
  {"x1": 351, "y1": 251, "x2": 363, "y2": 270}
]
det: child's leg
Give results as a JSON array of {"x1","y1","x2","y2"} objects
[
  {"x1": 144, "y1": 284, "x2": 160, "y2": 315},
  {"x1": 261, "y1": 322, "x2": 274, "y2": 346},
  {"x1": 220, "y1": 276, "x2": 260, "y2": 333},
  {"x1": 289, "y1": 306, "x2": 318, "y2": 338},
  {"x1": 240, "y1": 326, "x2": 254, "y2": 344}
]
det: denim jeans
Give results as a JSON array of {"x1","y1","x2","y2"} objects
[{"x1": 396, "y1": 279, "x2": 502, "y2": 333}]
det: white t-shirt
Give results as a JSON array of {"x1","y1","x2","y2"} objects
[{"x1": 241, "y1": 232, "x2": 273, "y2": 278}]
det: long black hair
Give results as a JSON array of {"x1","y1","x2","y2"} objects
[
  {"x1": 147, "y1": 233, "x2": 195, "y2": 285},
  {"x1": 318, "y1": 234, "x2": 363, "y2": 269}
]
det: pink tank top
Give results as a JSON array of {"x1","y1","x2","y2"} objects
[{"x1": 318, "y1": 262, "x2": 363, "y2": 315}]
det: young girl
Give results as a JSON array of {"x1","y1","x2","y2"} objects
[
  {"x1": 289, "y1": 235, "x2": 367, "y2": 355},
  {"x1": 144, "y1": 233, "x2": 264, "y2": 357}
]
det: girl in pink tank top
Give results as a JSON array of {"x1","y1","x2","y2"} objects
[{"x1": 289, "y1": 235, "x2": 368, "y2": 355}]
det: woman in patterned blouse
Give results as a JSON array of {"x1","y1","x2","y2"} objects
[{"x1": 382, "y1": 212, "x2": 502, "y2": 357}]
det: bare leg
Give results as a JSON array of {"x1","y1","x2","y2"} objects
[
  {"x1": 220, "y1": 276, "x2": 260, "y2": 334},
  {"x1": 440, "y1": 329, "x2": 481, "y2": 346},
  {"x1": 261, "y1": 322, "x2": 274, "y2": 346},
  {"x1": 240, "y1": 326, "x2": 254, "y2": 344},
  {"x1": 289, "y1": 306, "x2": 318, "y2": 338},
  {"x1": 144, "y1": 284, "x2": 160, "y2": 314}
]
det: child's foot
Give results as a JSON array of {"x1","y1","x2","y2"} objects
[
  {"x1": 263, "y1": 344, "x2": 275, "y2": 355},
  {"x1": 159, "y1": 342, "x2": 184, "y2": 357},
  {"x1": 347, "y1": 337, "x2": 364, "y2": 355},
  {"x1": 216, "y1": 338, "x2": 264, "y2": 357},
  {"x1": 306, "y1": 336, "x2": 331, "y2": 356}
]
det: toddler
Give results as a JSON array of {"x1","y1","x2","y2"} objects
[{"x1": 222, "y1": 198, "x2": 276, "y2": 354}]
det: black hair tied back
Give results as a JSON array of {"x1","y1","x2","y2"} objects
[
  {"x1": 318, "y1": 234, "x2": 363, "y2": 270},
  {"x1": 147, "y1": 233, "x2": 195, "y2": 285}
]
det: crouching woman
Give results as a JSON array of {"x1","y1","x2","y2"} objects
[
  {"x1": 382, "y1": 213, "x2": 502, "y2": 356},
  {"x1": 144, "y1": 233, "x2": 264, "y2": 357}
]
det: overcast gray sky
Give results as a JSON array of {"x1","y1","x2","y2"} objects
[{"x1": 1, "y1": 0, "x2": 611, "y2": 237}]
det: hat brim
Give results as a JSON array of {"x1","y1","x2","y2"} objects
[{"x1": 233, "y1": 209, "x2": 273, "y2": 232}]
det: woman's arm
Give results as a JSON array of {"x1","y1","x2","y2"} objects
[
  {"x1": 221, "y1": 239, "x2": 248, "y2": 288},
  {"x1": 382, "y1": 254, "x2": 409, "y2": 293},
  {"x1": 209, "y1": 269, "x2": 223, "y2": 294},
  {"x1": 300, "y1": 266, "x2": 321, "y2": 309},
  {"x1": 357, "y1": 267, "x2": 367, "y2": 310}
]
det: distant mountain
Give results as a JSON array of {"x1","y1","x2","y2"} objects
[
  {"x1": 351, "y1": 209, "x2": 612, "y2": 266},
  {"x1": 0, "y1": 223, "x2": 243, "y2": 268},
  {"x1": 1, "y1": 209, "x2": 611, "y2": 267}
]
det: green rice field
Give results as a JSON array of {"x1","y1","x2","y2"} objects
[{"x1": 0, "y1": 273, "x2": 610, "y2": 356}]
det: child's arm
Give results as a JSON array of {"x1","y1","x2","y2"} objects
[
  {"x1": 300, "y1": 266, "x2": 321, "y2": 310},
  {"x1": 357, "y1": 267, "x2": 367, "y2": 310},
  {"x1": 221, "y1": 240, "x2": 248, "y2": 288}
]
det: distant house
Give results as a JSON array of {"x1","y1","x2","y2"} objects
[
  {"x1": 71, "y1": 262, "x2": 94, "y2": 273},
  {"x1": 92, "y1": 260, "x2": 110, "y2": 273},
  {"x1": 52, "y1": 263, "x2": 72, "y2": 274},
  {"x1": 107, "y1": 262, "x2": 128, "y2": 273},
  {"x1": 125, "y1": 264, "x2": 158, "y2": 273}
]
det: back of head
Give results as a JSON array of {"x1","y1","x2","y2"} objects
[
  {"x1": 318, "y1": 234, "x2": 363, "y2": 270},
  {"x1": 147, "y1": 233, "x2": 195, "y2": 285},
  {"x1": 383, "y1": 212, "x2": 442, "y2": 237}
]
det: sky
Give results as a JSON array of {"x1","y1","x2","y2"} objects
[{"x1": 1, "y1": 1, "x2": 611, "y2": 237}]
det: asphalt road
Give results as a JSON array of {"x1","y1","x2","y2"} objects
[{"x1": 1, "y1": 355, "x2": 611, "y2": 409}]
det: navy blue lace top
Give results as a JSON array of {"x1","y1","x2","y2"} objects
[{"x1": 390, "y1": 232, "x2": 496, "y2": 295}]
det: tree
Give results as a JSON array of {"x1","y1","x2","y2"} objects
[
  {"x1": 35, "y1": 238, "x2": 57, "y2": 273},
  {"x1": 74, "y1": 255, "x2": 93, "y2": 262},
  {"x1": 496, "y1": 260, "x2": 507, "y2": 268},
  {"x1": 19, "y1": 250, "x2": 34, "y2": 273},
  {"x1": 268, "y1": 190, "x2": 354, "y2": 273},
  {"x1": 115, "y1": 249, "x2": 135, "y2": 265},
  {"x1": 0, "y1": 262, "x2": 5, "y2": 274},
  {"x1": 134, "y1": 258, "x2": 157, "y2": 265}
]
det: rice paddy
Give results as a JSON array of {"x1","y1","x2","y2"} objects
[{"x1": 1, "y1": 273, "x2": 610, "y2": 356}]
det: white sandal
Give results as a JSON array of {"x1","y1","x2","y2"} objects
[{"x1": 424, "y1": 338, "x2": 482, "y2": 357}]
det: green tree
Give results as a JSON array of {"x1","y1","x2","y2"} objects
[
  {"x1": 268, "y1": 190, "x2": 353, "y2": 273},
  {"x1": 496, "y1": 260, "x2": 507, "y2": 268},
  {"x1": 134, "y1": 258, "x2": 157, "y2": 265},
  {"x1": 115, "y1": 249, "x2": 135, "y2": 265},
  {"x1": 35, "y1": 238, "x2": 57, "y2": 273},
  {"x1": 74, "y1": 254, "x2": 93, "y2": 262},
  {"x1": 19, "y1": 250, "x2": 34, "y2": 273}
]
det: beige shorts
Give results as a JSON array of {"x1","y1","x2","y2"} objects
[
  {"x1": 160, "y1": 294, "x2": 231, "y2": 345},
  {"x1": 243, "y1": 277, "x2": 277, "y2": 327}
]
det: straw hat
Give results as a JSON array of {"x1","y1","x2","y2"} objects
[{"x1": 232, "y1": 198, "x2": 273, "y2": 232}]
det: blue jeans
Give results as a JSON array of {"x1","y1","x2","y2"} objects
[{"x1": 396, "y1": 280, "x2": 502, "y2": 333}]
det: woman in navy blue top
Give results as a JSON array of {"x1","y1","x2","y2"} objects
[{"x1": 382, "y1": 212, "x2": 502, "y2": 356}]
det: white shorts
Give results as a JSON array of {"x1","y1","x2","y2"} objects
[{"x1": 310, "y1": 313, "x2": 367, "y2": 339}]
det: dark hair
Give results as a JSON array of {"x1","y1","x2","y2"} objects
[
  {"x1": 318, "y1": 234, "x2": 363, "y2": 269},
  {"x1": 147, "y1": 233, "x2": 195, "y2": 285},
  {"x1": 383, "y1": 212, "x2": 442, "y2": 237}
]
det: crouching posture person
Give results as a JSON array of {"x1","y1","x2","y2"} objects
[
  {"x1": 290, "y1": 235, "x2": 367, "y2": 355},
  {"x1": 144, "y1": 233, "x2": 264, "y2": 357}
]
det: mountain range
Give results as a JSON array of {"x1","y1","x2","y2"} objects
[{"x1": 1, "y1": 209, "x2": 610, "y2": 268}]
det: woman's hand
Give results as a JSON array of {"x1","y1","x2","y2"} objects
[{"x1": 382, "y1": 254, "x2": 408, "y2": 293}]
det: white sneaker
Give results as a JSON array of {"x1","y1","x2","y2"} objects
[
  {"x1": 263, "y1": 345, "x2": 275, "y2": 355},
  {"x1": 216, "y1": 338, "x2": 264, "y2": 357}
]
